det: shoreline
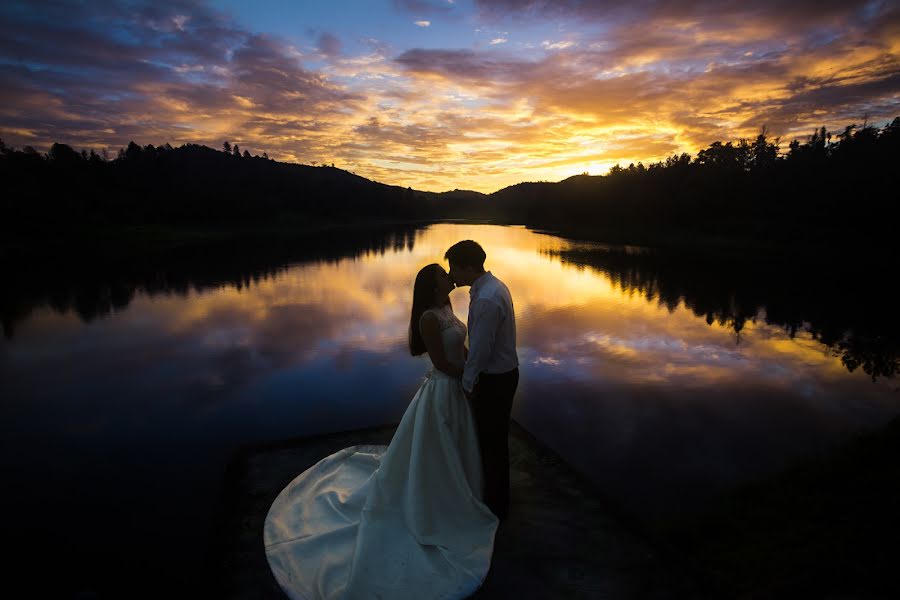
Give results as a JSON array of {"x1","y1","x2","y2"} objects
[
  {"x1": 0, "y1": 215, "x2": 439, "y2": 264},
  {"x1": 4, "y1": 214, "x2": 888, "y2": 267}
]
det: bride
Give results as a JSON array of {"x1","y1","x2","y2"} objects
[{"x1": 264, "y1": 263, "x2": 499, "y2": 599}]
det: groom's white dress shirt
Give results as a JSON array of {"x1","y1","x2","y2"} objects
[{"x1": 463, "y1": 271, "x2": 519, "y2": 394}]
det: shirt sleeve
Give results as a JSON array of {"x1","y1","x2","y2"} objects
[{"x1": 463, "y1": 297, "x2": 502, "y2": 394}]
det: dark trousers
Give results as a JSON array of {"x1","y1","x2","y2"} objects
[{"x1": 469, "y1": 368, "x2": 519, "y2": 521}]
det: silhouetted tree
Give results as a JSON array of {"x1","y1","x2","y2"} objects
[
  {"x1": 47, "y1": 143, "x2": 83, "y2": 166},
  {"x1": 243, "y1": 150, "x2": 251, "y2": 159},
  {"x1": 790, "y1": 126, "x2": 831, "y2": 163},
  {"x1": 665, "y1": 153, "x2": 692, "y2": 169},
  {"x1": 233, "y1": 144, "x2": 240, "y2": 157},
  {"x1": 223, "y1": 141, "x2": 231, "y2": 154},
  {"x1": 124, "y1": 141, "x2": 142, "y2": 161},
  {"x1": 696, "y1": 141, "x2": 746, "y2": 170},
  {"x1": 749, "y1": 126, "x2": 778, "y2": 170}
]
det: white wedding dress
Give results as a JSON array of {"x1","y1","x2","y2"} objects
[{"x1": 264, "y1": 304, "x2": 499, "y2": 599}]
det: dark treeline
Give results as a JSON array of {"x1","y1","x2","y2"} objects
[
  {"x1": 485, "y1": 117, "x2": 900, "y2": 250},
  {"x1": 2, "y1": 116, "x2": 898, "y2": 252},
  {"x1": 0, "y1": 140, "x2": 439, "y2": 226}
]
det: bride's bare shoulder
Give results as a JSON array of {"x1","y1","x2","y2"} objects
[{"x1": 419, "y1": 309, "x2": 440, "y2": 329}]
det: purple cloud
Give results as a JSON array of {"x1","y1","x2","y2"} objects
[
  {"x1": 0, "y1": 0, "x2": 363, "y2": 158},
  {"x1": 394, "y1": 48, "x2": 535, "y2": 83},
  {"x1": 317, "y1": 32, "x2": 342, "y2": 58}
]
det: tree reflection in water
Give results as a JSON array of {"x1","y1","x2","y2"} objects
[
  {"x1": 1, "y1": 224, "x2": 425, "y2": 338},
  {"x1": 550, "y1": 244, "x2": 898, "y2": 381},
  {"x1": 2, "y1": 223, "x2": 897, "y2": 382}
]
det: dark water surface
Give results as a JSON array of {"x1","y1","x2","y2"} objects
[{"x1": 1, "y1": 223, "x2": 897, "y2": 596}]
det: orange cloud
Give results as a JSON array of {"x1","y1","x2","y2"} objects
[{"x1": 1, "y1": 0, "x2": 897, "y2": 193}]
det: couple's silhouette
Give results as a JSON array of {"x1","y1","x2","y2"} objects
[{"x1": 264, "y1": 240, "x2": 519, "y2": 599}]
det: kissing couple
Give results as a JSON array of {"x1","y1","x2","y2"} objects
[{"x1": 265, "y1": 239, "x2": 519, "y2": 599}]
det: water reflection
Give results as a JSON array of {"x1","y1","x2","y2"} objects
[
  {"x1": 0, "y1": 224, "x2": 424, "y2": 338},
  {"x1": 550, "y1": 245, "x2": 900, "y2": 381},
  {"x1": 1, "y1": 223, "x2": 898, "y2": 595},
  {"x1": 4, "y1": 224, "x2": 896, "y2": 384}
]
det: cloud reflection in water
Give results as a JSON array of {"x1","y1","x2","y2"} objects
[{"x1": 1, "y1": 223, "x2": 898, "y2": 523}]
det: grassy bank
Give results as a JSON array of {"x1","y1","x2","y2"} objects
[{"x1": 658, "y1": 416, "x2": 900, "y2": 599}]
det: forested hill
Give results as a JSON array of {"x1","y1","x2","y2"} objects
[
  {"x1": 483, "y1": 118, "x2": 900, "y2": 248},
  {"x1": 0, "y1": 141, "x2": 484, "y2": 226},
  {"x1": 2, "y1": 116, "x2": 898, "y2": 250}
]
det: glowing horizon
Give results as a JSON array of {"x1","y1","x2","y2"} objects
[{"x1": 1, "y1": 0, "x2": 898, "y2": 193}]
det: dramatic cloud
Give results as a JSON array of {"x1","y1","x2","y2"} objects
[
  {"x1": 392, "y1": 0, "x2": 900, "y2": 179},
  {"x1": 394, "y1": 48, "x2": 534, "y2": 82},
  {"x1": 1, "y1": 0, "x2": 898, "y2": 193},
  {"x1": 0, "y1": 1, "x2": 362, "y2": 160},
  {"x1": 317, "y1": 32, "x2": 342, "y2": 58}
]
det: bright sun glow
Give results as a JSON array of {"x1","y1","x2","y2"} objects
[{"x1": 1, "y1": 2, "x2": 898, "y2": 192}]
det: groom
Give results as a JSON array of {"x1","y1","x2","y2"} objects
[{"x1": 445, "y1": 240, "x2": 519, "y2": 522}]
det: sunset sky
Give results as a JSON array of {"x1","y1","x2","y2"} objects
[{"x1": 1, "y1": 0, "x2": 898, "y2": 192}]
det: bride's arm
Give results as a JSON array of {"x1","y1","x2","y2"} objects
[{"x1": 420, "y1": 312, "x2": 463, "y2": 378}]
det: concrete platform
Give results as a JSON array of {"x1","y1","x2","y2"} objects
[{"x1": 219, "y1": 421, "x2": 689, "y2": 599}]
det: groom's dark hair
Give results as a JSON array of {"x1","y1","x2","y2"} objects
[{"x1": 444, "y1": 240, "x2": 486, "y2": 269}]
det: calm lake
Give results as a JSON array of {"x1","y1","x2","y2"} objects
[{"x1": 1, "y1": 222, "x2": 897, "y2": 595}]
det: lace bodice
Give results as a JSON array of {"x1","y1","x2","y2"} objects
[{"x1": 424, "y1": 305, "x2": 467, "y2": 370}]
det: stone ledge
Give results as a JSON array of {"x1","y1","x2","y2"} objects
[{"x1": 219, "y1": 421, "x2": 688, "y2": 599}]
